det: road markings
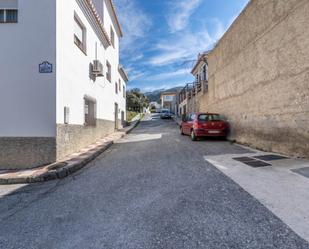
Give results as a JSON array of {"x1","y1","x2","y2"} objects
[{"x1": 115, "y1": 133, "x2": 162, "y2": 144}]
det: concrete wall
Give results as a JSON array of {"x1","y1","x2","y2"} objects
[{"x1": 200, "y1": 0, "x2": 309, "y2": 157}]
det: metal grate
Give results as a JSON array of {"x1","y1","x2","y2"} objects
[
  {"x1": 233, "y1": 157, "x2": 256, "y2": 162},
  {"x1": 233, "y1": 157, "x2": 271, "y2": 168},
  {"x1": 253, "y1": 155, "x2": 288, "y2": 161},
  {"x1": 242, "y1": 161, "x2": 271, "y2": 168}
]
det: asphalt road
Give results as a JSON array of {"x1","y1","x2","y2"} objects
[{"x1": 0, "y1": 114, "x2": 308, "y2": 249}]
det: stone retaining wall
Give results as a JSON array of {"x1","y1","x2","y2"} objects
[
  {"x1": 56, "y1": 119, "x2": 115, "y2": 160},
  {"x1": 0, "y1": 137, "x2": 56, "y2": 170},
  {"x1": 199, "y1": 0, "x2": 309, "y2": 157}
]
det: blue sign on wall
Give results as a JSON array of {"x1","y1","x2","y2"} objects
[{"x1": 39, "y1": 61, "x2": 53, "y2": 73}]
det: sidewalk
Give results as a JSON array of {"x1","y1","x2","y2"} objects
[
  {"x1": 172, "y1": 115, "x2": 182, "y2": 126},
  {"x1": 204, "y1": 145, "x2": 309, "y2": 242},
  {"x1": 0, "y1": 120, "x2": 140, "y2": 185}
]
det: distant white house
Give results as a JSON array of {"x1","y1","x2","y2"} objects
[
  {"x1": 0, "y1": 0, "x2": 128, "y2": 169},
  {"x1": 149, "y1": 102, "x2": 161, "y2": 112}
]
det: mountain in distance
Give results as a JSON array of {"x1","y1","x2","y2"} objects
[{"x1": 144, "y1": 87, "x2": 183, "y2": 103}]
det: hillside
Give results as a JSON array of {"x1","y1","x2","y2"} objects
[{"x1": 144, "y1": 87, "x2": 183, "y2": 103}]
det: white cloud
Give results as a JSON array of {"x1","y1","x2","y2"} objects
[
  {"x1": 149, "y1": 51, "x2": 187, "y2": 66},
  {"x1": 166, "y1": 0, "x2": 202, "y2": 33},
  {"x1": 148, "y1": 18, "x2": 228, "y2": 67},
  {"x1": 114, "y1": 0, "x2": 152, "y2": 59},
  {"x1": 145, "y1": 69, "x2": 190, "y2": 81},
  {"x1": 142, "y1": 83, "x2": 184, "y2": 93},
  {"x1": 129, "y1": 71, "x2": 145, "y2": 81},
  {"x1": 149, "y1": 29, "x2": 212, "y2": 66},
  {"x1": 212, "y1": 18, "x2": 226, "y2": 42}
]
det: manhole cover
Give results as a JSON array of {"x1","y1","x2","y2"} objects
[
  {"x1": 253, "y1": 154, "x2": 288, "y2": 161},
  {"x1": 291, "y1": 167, "x2": 309, "y2": 178}
]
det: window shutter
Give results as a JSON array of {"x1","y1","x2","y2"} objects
[
  {"x1": 74, "y1": 19, "x2": 83, "y2": 42},
  {"x1": 0, "y1": 10, "x2": 4, "y2": 22}
]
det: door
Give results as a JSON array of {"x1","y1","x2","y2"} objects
[
  {"x1": 114, "y1": 103, "x2": 118, "y2": 130},
  {"x1": 182, "y1": 114, "x2": 193, "y2": 134},
  {"x1": 121, "y1": 111, "x2": 125, "y2": 127},
  {"x1": 185, "y1": 114, "x2": 195, "y2": 135}
]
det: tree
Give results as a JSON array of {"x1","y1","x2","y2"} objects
[{"x1": 126, "y1": 88, "x2": 149, "y2": 112}]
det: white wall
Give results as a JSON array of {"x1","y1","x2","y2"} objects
[
  {"x1": 103, "y1": 0, "x2": 126, "y2": 121},
  {"x1": 0, "y1": 0, "x2": 57, "y2": 137},
  {"x1": 56, "y1": 0, "x2": 126, "y2": 125}
]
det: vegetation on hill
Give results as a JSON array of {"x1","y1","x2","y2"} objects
[
  {"x1": 144, "y1": 87, "x2": 183, "y2": 103},
  {"x1": 126, "y1": 88, "x2": 149, "y2": 112}
]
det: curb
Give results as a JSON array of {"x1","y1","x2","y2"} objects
[
  {"x1": 172, "y1": 116, "x2": 182, "y2": 126},
  {"x1": 125, "y1": 119, "x2": 140, "y2": 133},
  {"x1": 0, "y1": 120, "x2": 141, "y2": 185}
]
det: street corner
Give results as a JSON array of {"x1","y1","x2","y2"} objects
[{"x1": 204, "y1": 150, "x2": 309, "y2": 242}]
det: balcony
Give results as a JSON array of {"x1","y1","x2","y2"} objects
[
  {"x1": 192, "y1": 87, "x2": 196, "y2": 95},
  {"x1": 201, "y1": 79, "x2": 208, "y2": 92}
]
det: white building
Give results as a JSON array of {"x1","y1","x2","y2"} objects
[{"x1": 0, "y1": 0, "x2": 128, "y2": 169}]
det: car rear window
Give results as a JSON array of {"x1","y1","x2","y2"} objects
[{"x1": 198, "y1": 114, "x2": 223, "y2": 121}]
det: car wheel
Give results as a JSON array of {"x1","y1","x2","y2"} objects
[
  {"x1": 191, "y1": 130, "x2": 197, "y2": 141},
  {"x1": 180, "y1": 126, "x2": 185, "y2": 135}
]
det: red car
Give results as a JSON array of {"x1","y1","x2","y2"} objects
[{"x1": 180, "y1": 113, "x2": 229, "y2": 141}]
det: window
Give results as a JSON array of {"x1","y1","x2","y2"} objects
[
  {"x1": 201, "y1": 63, "x2": 208, "y2": 82},
  {"x1": 123, "y1": 86, "x2": 126, "y2": 98},
  {"x1": 119, "y1": 79, "x2": 121, "y2": 91},
  {"x1": 0, "y1": 9, "x2": 18, "y2": 23},
  {"x1": 110, "y1": 27, "x2": 115, "y2": 47},
  {"x1": 189, "y1": 114, "x2": 196, "y2": 121},
  {"x1": 106, "y1": 61, "x2": 111, "y2": 82},
  {"x1": 0, "y1": 10, "x2": 4, "y2": 22},
  {"x1": 115, "y1": 82, "x2": 118, "y2": 94},
  {"x1": 84, "y1": 97, "x2": 96, "y2": 126},
  {"x1": 74, "y1": 14, "x2": 86, "y2": 54},
  {"x1": 198, "y1": 114, "x2": 223, "y2": 122}
]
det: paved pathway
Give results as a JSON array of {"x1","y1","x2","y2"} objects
[{"x1": 0, "y1": 114, "x2": 308, "y2": 249}]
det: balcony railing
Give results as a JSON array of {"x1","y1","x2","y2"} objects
[{"x1": 200, "y1": 79, "x2": 208, "y2": 93}]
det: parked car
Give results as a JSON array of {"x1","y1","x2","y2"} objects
[
  {"x1": 161, "y1": 109, "x2": 172, "y2": 119},
  {"x1": 180, "y1": 113, "x2": 229, "y2": 141}
]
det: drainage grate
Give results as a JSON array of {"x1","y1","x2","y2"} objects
[
  {"x1": 253, "y1": 154, "x2": 288, "y2": 161},
  {"x1": 232, "y1": 157, "x2": 256, "y2": 162},
  {"x1": 242, "y1": 160, "x2": 272, "y2": 168},
  {"x1": 233, "y1": 157, "x2": 272, "y2": 167},
  {"x1": 291, "y1": 167, "x2": 309, "y2": 178}
]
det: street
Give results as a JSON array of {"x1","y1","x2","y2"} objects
[{"x1": 0, "y1": 114, "x2": 308, "y2": 249}]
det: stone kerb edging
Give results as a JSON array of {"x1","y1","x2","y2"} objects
[{"x1": 0, "y1": 119, "x2": 141, "y2": 185}]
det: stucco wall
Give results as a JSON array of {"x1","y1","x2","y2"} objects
[
  {"x1": 0, "y1": 0, "x2": 56, "y2": 137},
  {"x1": 56, "y1": 0, "x2": 125, "y2": 126},
  {"x1": 0, "y1": 0, "x2": 57, "y2": 169},
  {"x1": 199, "y1": 0, "x2": 309, "y2": 157},
  {"x1": 55, "y1": 0, "x2": 126, "y2": 159}
]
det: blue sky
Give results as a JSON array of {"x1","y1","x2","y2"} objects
[{"x1": 114, "y1": 0, "x2": 249, "y2": 92}]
